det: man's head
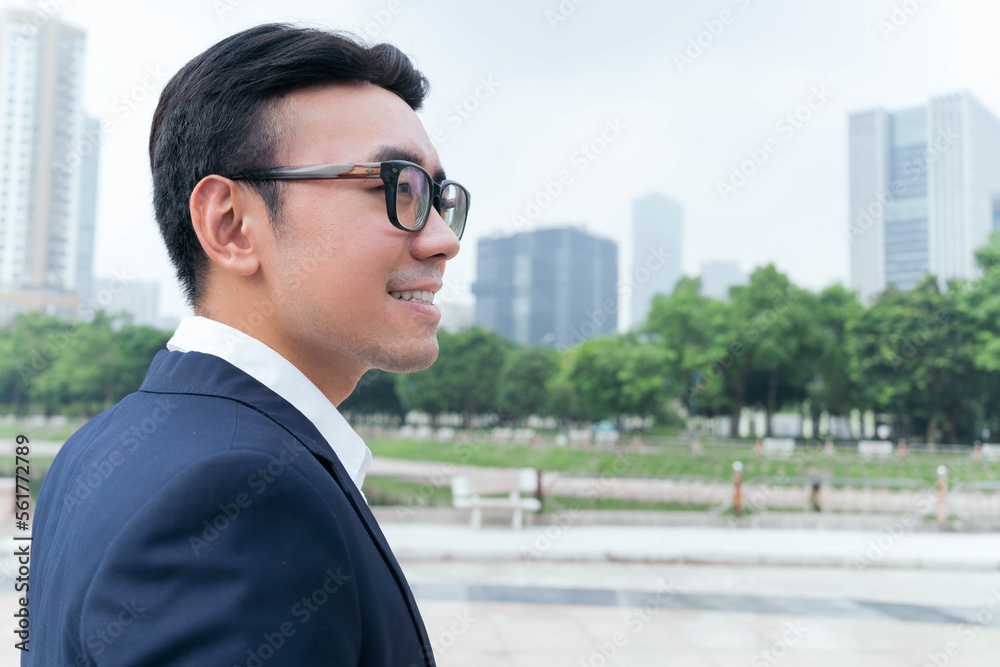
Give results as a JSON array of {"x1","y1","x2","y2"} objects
[{"x1": 150, "y1": 24, "x2": 463, "y2": 402}]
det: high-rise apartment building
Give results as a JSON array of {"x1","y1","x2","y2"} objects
[
  {"x1": 93, "y1": 275, "x2": 160, "y2": 328},
  {"x1": 848, "y1": 92, "x2": 1000, "y2": 302},
  {"x1": 700, "y1": 260, "x2": 746, "y2": 301},
  {"x1": 473, "y1": 226, "x2": 617, "y2": 348},
  {"x1": 0, "y1": 9, "x2": 96, "y2": 323},
  {"x1": 630, "y1": 193, "x2": 683, "y2": 328}
]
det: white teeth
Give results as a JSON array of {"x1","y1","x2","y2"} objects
[{"x1": 389, "y1": 290, "x2": 435, "y2": 304}]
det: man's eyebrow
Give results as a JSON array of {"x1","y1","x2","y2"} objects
[{"x1": 368, "y1": 145, "x2": 447, "y2": 182}]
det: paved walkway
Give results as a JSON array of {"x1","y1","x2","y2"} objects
[{"x1": 377, "y1": 519, "x2": 1000, "y2": 570}]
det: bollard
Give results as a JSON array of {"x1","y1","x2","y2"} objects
[
  {"x1": 732, "y1": 461, "x2": 743, "y2": 518},
  {"x1": 936, "y1": 465, "x2": 947, "y2": 525},
  {"x1": 691, "y1": 437, "x2": 702, "y2": 456},
  {"x1": 897, "y1": 438, "x2": 906, "y2": 461},
  {"x1": 536, "y1": 469, "x2": 545, "y2": 511}
]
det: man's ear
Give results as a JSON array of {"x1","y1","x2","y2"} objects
[{"x1": 190, "y1": 175, "x2": 262, "y2": 277}]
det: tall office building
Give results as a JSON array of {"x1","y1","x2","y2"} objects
[
  {"x1": 93, "y1": 276, "x2": 160, "y2": 328},
  {"x1": 0, "y1": 10, "x2": 96, "y2": 323},
  {"x1": 700, "y1": 260, "x2": 746, "y2": 301},
  {"x1": 848, "y1": 92, "x2": 1000, "y2": 303},
  {"x1": 630, "y1": 193, "x2": 683, "y2": 328},
  {"x1": 473, "y1": 226, "x2": 617, "y2": 348}
]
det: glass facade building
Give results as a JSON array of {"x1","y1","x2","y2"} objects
[
  {"x1": 849, "y1": 93, "x2": 1000, "y2": 302},
  {"x1": 473, "y1": 227, "x2": 618, "y2": 348},
  {"x1": 630, "y1": 193, "x2": 683, "y2": 328}
]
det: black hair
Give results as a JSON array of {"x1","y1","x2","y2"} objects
[{"x1": 149, "y1": 23, "x2": 429, "y2": 307}]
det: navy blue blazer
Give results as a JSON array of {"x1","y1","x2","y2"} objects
[{"x1": 27, "y1": 350, "x2": 435, "y2": 666}]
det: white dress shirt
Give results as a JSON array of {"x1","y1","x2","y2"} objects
[{"x1": 166, "y1": 316, "x2": 372, "y2": 493}]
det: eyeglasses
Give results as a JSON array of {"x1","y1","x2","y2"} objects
[{"x1": 231, "y1": 160, "x2": 470, "y2": 241}]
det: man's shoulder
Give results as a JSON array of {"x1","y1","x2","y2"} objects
[{"x1": 63, "y1": 389, "x2": 300, "y2": 472}]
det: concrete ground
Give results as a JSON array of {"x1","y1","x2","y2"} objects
[{"x1": 2, "y1": 522, "x2": 999, "y2": 665}]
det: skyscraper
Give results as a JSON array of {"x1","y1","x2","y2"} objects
[
  {"x1": 848, "y1": 92, "x2": 1000, "y2": 302},
  {"x1": 473, "y1": 226, "x2": 617, "y2": 348},
  {"x1": 630, "y1": 193, "x2": 682, "y2": 328},
  {"x1": 0, "y1": 9, "x2": 96, "y2": 323}
]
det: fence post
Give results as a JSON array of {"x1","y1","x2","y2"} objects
[
  {"x1": 936, "y1": 465, "x2": 947, "y2": 525},
  {"x1": 732, "y1": 461, "x2": 743, "y2": 518}
]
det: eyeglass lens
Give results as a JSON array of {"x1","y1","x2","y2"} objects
[
  {"x1": 395, "y1": 166, "x2": 432, "y2": 229},
  {"x1": 440, "y1": 183, "x2": 468, "y2": 239}
]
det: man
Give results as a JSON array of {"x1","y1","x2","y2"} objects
[{"x1": 28, "y1": 23, "x2": 467, "y2": 666}]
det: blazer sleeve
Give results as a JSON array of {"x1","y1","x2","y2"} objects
[{"x1": 77, "y1": 449, "x2": 362, "y2": 666}]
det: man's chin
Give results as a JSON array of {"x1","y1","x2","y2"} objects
[{"x1": 374, "y1": 342, "x2": 439, "y2": 374}]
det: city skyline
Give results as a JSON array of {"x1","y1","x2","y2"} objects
[{"x1": 3, "y1": 1, "x2": 1000, "y2": 324}]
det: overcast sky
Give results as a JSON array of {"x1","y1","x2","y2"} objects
[{"x1": 6, "y1": 0, "x2": 1000, "y2": 327}]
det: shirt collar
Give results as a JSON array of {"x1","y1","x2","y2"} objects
[{"x1": 166, "y1": 316, "x2": 372, "y2": 491}]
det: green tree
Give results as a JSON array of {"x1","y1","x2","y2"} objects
[
  {"x1": 396, "y1": 327, "x2": 508, "y2": 426},
  {"x1": 805, "y1": 284, "x2": 864, "y2": 436},
  {"x1": 699, "y1": 265, "x2": 797, "y2": 437},
  {"x1": 848, "y1": 276, "x2": 980, "y2": 448},
  {"x1": 565, "y1": 334, "x2": 670, "y2": 425},
  {"x1": 341, "y1": 369, "x2": 405, "y2": 418},
  {"x1": 496, "y1": 346, "x2": 560, "y2": 422}
]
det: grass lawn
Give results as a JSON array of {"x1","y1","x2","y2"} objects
[
  {"x1": 367, "y1": 437, "x2": 999, "y2": 487},
  {"x1": 0, "y1": 423, "x2": 88, "y2": 442}
]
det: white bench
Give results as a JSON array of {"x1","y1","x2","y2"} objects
[
  {"x1": 858, "y1": 440, "x2": 893, "y2": 461},
  {"x1": 981, "y1": 444, "x2": 1000, "y2": 462},
  {"x1": 451, "y1": 468, "x2": 541, "y2": 529},
  {"x1": 762, "y1": 437, "x2": 795, "y2": 460}
]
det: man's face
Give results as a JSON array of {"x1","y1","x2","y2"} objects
[{"x1": 249, "y1": 83, "x2": 460, "y2": 385}]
